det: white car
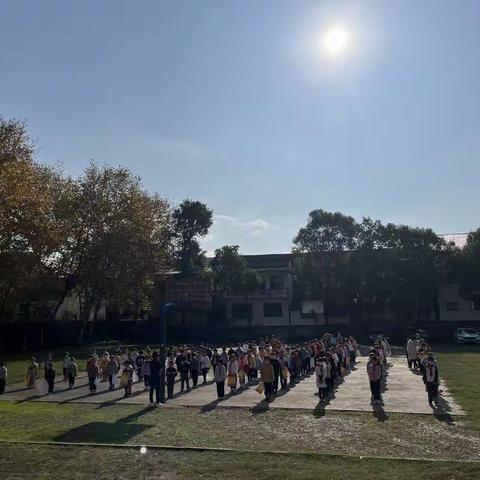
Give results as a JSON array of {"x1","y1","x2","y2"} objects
[{"x1": 453, "y1": 328, "x2": 480, "y2": 344}]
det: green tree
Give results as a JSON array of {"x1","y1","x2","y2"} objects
[
  {"x1": 172, "y1": 200, "x2": 213, "y2": 276},
  {"x1": 48, "y1": 163, "x2": 173, "y2": 341},
  {"x1": 293, "y1": 209, "x2": 358, "y2": 324},
  {"x1": 0, "y1": 118, "x2": 63, "y2": 321},
  {"x1": 453, "y1": 228, "x2": 480, "y2": 300}
]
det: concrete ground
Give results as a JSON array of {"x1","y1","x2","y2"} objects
[{"x1": 1, "y1": 356, "x2": 465, "y2": 415}]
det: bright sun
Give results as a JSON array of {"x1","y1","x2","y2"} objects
[{"x1": 324, "y1": 27, "x2": 349, "y2": 57}]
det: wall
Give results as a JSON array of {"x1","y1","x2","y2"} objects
[{"x1": 438, "y1": 284, "x2": 480, "y2": 322}]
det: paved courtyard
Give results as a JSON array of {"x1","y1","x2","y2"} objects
[{"x1": 1, "y1": 356, "x2": 465, "y2": 415}]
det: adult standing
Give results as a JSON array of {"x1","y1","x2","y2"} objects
[
  {"x1": 406, "y1": 337, "x2": 418, "y2": 370},
  {"x1": 214, "y1": 360, "x2": 227, "y2": 398},
  {"x1": 190, "y1": 353, "x2": 200, "y2": 387},
  {"x1": 149, "y1": 351, "x2": 163, "y2": 406}
]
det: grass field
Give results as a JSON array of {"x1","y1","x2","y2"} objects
[
  {"x1": 435, "y1": 345, "x2": 480, "y2": 430},
  {"x1": 0, "y1": 443, "x2": 479, "y2": 480}
]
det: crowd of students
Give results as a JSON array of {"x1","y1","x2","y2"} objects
[
  {"x1": 13, "y1": 333, "x2": 361, "y2": 405},
  {"x1": 1, "y1": 332, "x2": 442, "y2": 409},
  {"x1": 406, "y1": 335, "x2": 441, "y2": 407}
]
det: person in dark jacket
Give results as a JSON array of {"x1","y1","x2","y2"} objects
[
  {"x1": 190, "y1": 353, "x2": 200, "y2": 387},
  {"x1": 270, "y1": 354, "x2": 281, "y2": 393},
  {"x1": 178, "y1": 357, "x2": 190, "y2": 392},
  {"x1": 423, "y1": 356, "x2": 439, "y2": 407},
  {"x1": 45, "y1": 362, "x2": 56, "y2": 394},
  {"x1": 149, "y1": 351, "x2": 163, "y2": 406}
]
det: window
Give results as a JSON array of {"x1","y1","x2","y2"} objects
[
  {"x1": 445, "y1": 301, "x2": 460, "y2": 311},
  {"x1": 232, "y1": 303, "x2": 252, "y2": 319},
  {"x1": 263, "y1": 302, "x2": 283, "y2": 317},
  {"x1": 472, "y1": 298, "x2": 480, "y2": 311}
]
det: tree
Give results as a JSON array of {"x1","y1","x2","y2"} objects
[
  {"x1": 48, "y1": 163, "x2": 173, "y2": 341},
  {"x1": 0, "y1": 117, "x2": 34, "y2": 165},
  {"x1": 292, "y1": 209, "x2": 358, "y2": 324},
  {"x1": 454, "y1": 228, "x2": 480, "y2": 299},
  {"x1": 0, "y1": 118, "x2": 63, "y2": 321},
  {"x1": 211, "y1": 245, "x2": 246, "y2": 294},
  {"x1": 172, "y1": 200, "x2": 212, "y2": 276},
  {"x1": 211, "y1": 245, "x2": 260, "y2": 329}
]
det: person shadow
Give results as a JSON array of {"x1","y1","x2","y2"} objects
[{"x1": 199, "y1": 390, "x2": 234, "y2": 413}]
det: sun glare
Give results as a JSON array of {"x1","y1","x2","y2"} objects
[{"x1": 324, "y1": 27, "x2": 349, "y2": 57}]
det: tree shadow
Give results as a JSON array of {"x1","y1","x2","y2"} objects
[{"x1": 53, "y1": 421, "x2": 151, "y2": 444}]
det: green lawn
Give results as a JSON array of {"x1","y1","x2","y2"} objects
[
  {"x1": 0, "y1": 443, "x2": 479, "y2": 480},
  {"x1": 0, "y1": 400, "x2": 479, "y2": 461},
  {"x1": 435, "y1": 345, "x2": 480, "y2": 430}
]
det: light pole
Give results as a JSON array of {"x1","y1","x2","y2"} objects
[{"x1": 159, "y1": 303, "x2": 175, "y2": 404}]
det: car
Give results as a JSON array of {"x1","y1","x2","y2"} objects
[{"x1": 453, "y1": 328, "x2": 480, "y2": 344}]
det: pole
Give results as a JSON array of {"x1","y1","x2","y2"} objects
[{"x1": 159, "y1": 303, "x2": 175, "y2": 404}]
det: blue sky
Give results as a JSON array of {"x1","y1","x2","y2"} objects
[{"x1": 1, "y1": 1, "x2": 478, "y2": 254}]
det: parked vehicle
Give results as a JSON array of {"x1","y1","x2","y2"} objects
[{"x1": 453, "y1": 328, "x2": 480, "y2": 344}]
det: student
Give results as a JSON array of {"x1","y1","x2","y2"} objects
[
  {"x1": 178, "y1": 356, "x2": 190, "y2": 392},
  {"x1": 86, "y1": 357, "x2": 99, "y2": 393},
  {"x1": 270, "y1": 354, "x2": 281, "y2": 393},
  {"x1": 315, "y1": 357, "x2": 328, "y2": 402},
  {"x1": 237, "y1": 352, "x2": 248, "y2": 388},
  {"x1": 135, "y1": 351, "x2": 145, "y2": 383},
  {"x1": 190, "y1": 353, "x2": 200, "y2": 388},
  {"x1": 260, "y1": 356, "x2": 275, "y2": 400},
  {"x1": 423, "y1": 356, "x2": 439, "y2": 407},
  {"x1": 45, "y1": 362, "x2": 56, "y2": 394},
  {"x1": 199, "y1": 351, "x2": 211, "y2": 384},
  {"x1": 166, "y1": 360, "x2": 177, "y2": 400},
  {"x1": 141, "y1": 355, "x2": 151, "y2": 389},
  {"x1": 106, "y1": 356, "x2": 119, "y2": 391},
  {"x1": 226, "y1": 354, "x2": 238, "y2": 392},
  {"x1": 63, "y1": 353, "x2": 70, "y2": 382},
  {"x1": 214, "y1": 360, "x2": 226, "y2": 398},
  {"x1": 122, "y1": 361, "x2": 134, "y2": 397},
  {"x1": 0, "y1": 361, "x2": 7, "y2": 394},
  {"x1": 367, "y1": 354, "x2": 382, "y2": 404},
  {"x1": 67, "y1": 357, "x2": 78, "y2": 389},
  {"x1": 26, "y1": 358, "x2": 38, "y2": 388}
]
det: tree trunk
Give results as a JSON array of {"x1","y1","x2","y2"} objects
[{"x1": 0, "y1": 283, "x2": 13, "y2": 322}]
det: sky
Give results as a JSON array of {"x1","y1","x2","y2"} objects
[{"x1": 1, "y1": 1, "x2": 478, "y2": 255}]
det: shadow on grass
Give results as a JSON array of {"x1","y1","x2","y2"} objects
[{"x1": 53, "y1": 421, "x2": 152, "y2": 444}]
